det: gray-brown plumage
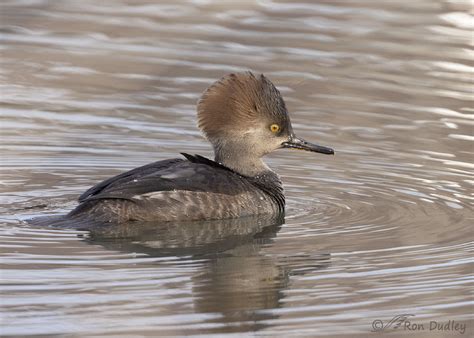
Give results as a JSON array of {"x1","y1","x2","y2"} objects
[{"x1": 29, "y1": 71, "x2": 334, "y2": 227}]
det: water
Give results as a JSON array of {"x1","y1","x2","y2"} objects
[{"x1": 1, "y1": 0, "x2": 473, "y2": 336}]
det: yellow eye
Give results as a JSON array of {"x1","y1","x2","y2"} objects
[{"x1": 270, "y1": 124, "x2": 280, "y2": 133}]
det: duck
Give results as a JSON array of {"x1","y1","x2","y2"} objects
[{"x1": 38, "y1": 72, "x2": 334, "y2": 225}]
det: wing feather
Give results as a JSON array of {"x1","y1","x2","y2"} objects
[{"x1": 78, "y1": 158, "x2": 183, "y2": 202}]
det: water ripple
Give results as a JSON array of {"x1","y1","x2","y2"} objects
[{"x1": 1, "y1": 0, "x2": 472, "y2": 336}]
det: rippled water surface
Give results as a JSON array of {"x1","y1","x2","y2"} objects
[{"x1": 1, "y1": 0, "x2": 473, "y2": 336}]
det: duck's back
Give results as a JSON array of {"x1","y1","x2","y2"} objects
[{"x1": 63, "y1": 154, "x2": 283, "y2": 224}]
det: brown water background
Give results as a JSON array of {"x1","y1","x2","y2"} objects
[{"x1": 0, "y1": 0, "x2": 473, "y2": 336}]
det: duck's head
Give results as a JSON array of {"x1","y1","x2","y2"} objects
[{"x1": 197, "y1": 72, "x2": 334, "y2": 176}]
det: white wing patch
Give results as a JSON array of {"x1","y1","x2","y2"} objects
[
  {"x1": 133, "y1": 191, "x2": 181, "y2": 200},
  {"x1": 160, "y1": 167, "x2": 196, "y2": 179}
]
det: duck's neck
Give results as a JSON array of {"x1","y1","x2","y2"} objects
[
  {"x1": 212, "y1": 139, "x2": 285, "y2": 211},
  {"x1": 213, "y1": 142, "x2": 271, "y2": 177}
]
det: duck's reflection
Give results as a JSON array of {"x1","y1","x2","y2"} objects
[
  {"x1": 84, "y1": 213, "x2": 283, "y2": 257},
  {"x1": 81, "y1": 213, "x2": 330, "y2": 333}
]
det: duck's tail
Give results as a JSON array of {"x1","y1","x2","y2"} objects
[{"x1": 26, "y1": 214, "x2": 110, "y2": 229}]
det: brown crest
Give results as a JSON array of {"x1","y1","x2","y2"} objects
[{"x1": 197, "y1": 72, "x2": 288, "y2": 140}]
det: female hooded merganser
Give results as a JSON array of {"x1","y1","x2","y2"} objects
[{"x1": 37, "y1": 72, "x2": 334, "y2": 225}]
